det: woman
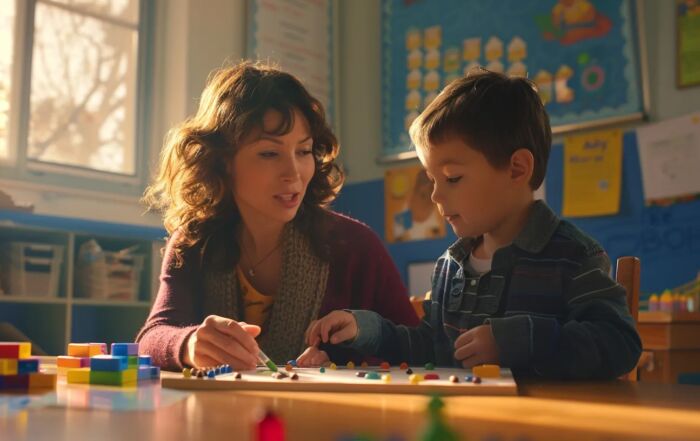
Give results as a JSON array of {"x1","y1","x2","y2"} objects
[{"x1": 137, "y1": 61, "x2": 419, "y2": 371}]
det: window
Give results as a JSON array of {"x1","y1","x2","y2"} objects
[
  {"x1": 1, "y1": 0, "x2": 149, "y2": 191},
  {"x1": 0, "y1": 1, "x2": 16, "y2": 161}
]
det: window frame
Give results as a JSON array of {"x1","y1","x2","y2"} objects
[{"x1": 0, "y1": 0, "x2": 154, "y2": 197}]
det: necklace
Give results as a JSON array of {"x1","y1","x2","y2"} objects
[{"x1": 242, "y1": 241, "x2": 282, "y2": 278}]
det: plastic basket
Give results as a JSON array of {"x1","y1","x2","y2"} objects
[
  {"x1": 76, "y1": 240, "x2": 144, "y2": 301},
  {"x1": 7, "y1": 242, "x2": 64, "y2": 297}
]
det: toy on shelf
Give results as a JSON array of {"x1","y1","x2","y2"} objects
[{"x1": 647, "y1": 272, "x2": 700, "y2": 313}]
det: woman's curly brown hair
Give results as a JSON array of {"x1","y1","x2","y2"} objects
[{"x1": 143, "y1": 61, "x2": 344, "y2": 267}]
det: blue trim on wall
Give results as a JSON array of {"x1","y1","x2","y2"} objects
[
  {"x1": 333, "y1": 131, "x2": 700, "y2": 298},
  {"x1": 0, "y1": 210, "x2": 165, "y2": 240}
]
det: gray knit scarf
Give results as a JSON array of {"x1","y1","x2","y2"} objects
[{"x1": 202, "y1": 223, "x2": 329, "y2": 364}]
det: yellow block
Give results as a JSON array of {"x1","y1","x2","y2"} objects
[
  {"x1": 0, "y1": 358, "x2": 18, "y2": 375},
  {"x1": 19, "y1": 342, "x2": 31, "y2": 358},
  {"x1": 67, "y1": 343, "x2": 106, "y2": 357},
  {"x1": 473, "y1": 364, "x2": 501, "y2": 378},
  {"x1": 29, "y1": 372, "x2": 57, "y2": 389},
  {"x1": 66, "y1": 368, "x2": 91, "y2": 384}
]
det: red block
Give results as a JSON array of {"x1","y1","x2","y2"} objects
[{"x1": 0, "y1": 343, "x2": 31, "y2": 359}]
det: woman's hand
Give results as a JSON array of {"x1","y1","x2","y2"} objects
[{"x1": 183, "y1": 315, "x2": 261, "y2": 370}]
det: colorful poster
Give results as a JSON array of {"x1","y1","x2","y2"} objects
[
  {"x1": 385, "y1": 165, "x2": 446, "y2": 243},
  {"x1": 677, "y1": 0, "x2": 700, "y2": 88},
  {"x1": 637, "y1": 113, "x2": 700, "y2": 205},
  {"x1": 381, "y1": 0, "x2": 645, "y2": 160},
  {"x1": 562, "y1": 129, "x2": 623, "y2": 217},
  {"x1": 247, "y1": 0, "x2": 334, "y2": 123}
]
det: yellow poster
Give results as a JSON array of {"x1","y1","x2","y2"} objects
[
  {"x1": 385, "y1": 165, "x2": 446, "y2": 243},
  {"x1": 562, "y1": 129, "x2": 623, "y2": 217}
]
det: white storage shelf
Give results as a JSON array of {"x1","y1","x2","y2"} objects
[{"x1": 0, "y1": 223, "x2": 163, "y2": 355}]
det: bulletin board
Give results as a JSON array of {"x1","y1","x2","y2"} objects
[{"x1": 380, "y1": 0, "x2": 648, "y2": 162}]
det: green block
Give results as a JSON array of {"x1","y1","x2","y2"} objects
[
  {"x1": 90, "y1": 368, "x2": 137, "y2": 386},
  {"x1": 127, "y1": 356, "x2": 138, "y2": 367}
]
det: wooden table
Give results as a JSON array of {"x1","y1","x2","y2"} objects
[
  {"x1": 2, "y1": 374, "x2": 700, "y2": 441},
  {"x1": 638, "y1": 311, "x2": 700, "y2": 383}
]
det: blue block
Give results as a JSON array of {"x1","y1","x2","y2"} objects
[
  {"x1": 111, "y1": 343, "x2": 139, "y2": 356},
  {"x1": 17, "y1": 358, "x2": 39, "y2": 374},
  {"x1": 207, "y1": 370, "x2": 215, "y2": 378},
  {"x1": 137, "y1": 355, "x2": 151, "y2": 366},
  {"x1": 90, "y1": 355, "x2": 128, "y2": 371},
  {"x1": 287, "y1": 359, "x2": 297, "y2": 367},
  {"x1": 150, "y1": 366, "x2": 160, "y2": 379},
  {"x1": 137, "y1": 366, "x2": 151, "y2": 380}
]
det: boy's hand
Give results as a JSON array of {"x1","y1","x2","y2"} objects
[
  {"x1": 453, "y1": 324, "x2": 500, "y2": 368},
  {"x1": 305, "y1": 311, "x2": 358, "y2": 347},
  {"x1": 295, "y1": 346, "x2": 330, "y2": 367},
  {"x1": 183, "y1": 315, "x2": 261, "y2": 370}
]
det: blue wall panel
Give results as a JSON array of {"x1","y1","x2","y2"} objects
[{"x1": 334, "y1": 131, "x2": 700, "y2": 298}]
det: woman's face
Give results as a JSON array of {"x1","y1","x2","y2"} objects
[{"x1": 231, "y1": 108, "x2": 316, "y2": 227}]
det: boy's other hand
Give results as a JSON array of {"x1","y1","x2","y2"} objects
[
  {"x1": 305, "y1": 311, "x2": 358, "y2": 347},
  {"x1": 295, "y1": 346, "x2": 330, "y2": 367},
  {"x1": 453, "y1": 324, "x2": 500, "y2": 368},
  {"x1": 183, "y1": 315, "x2": 261, "y2": 370}
]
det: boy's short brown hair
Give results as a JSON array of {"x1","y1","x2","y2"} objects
[{"x1": 409, "y1": 69, "x2": 551, "y2": 189}]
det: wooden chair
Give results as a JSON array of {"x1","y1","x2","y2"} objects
[
  {"x1": 615, "y1": 256, "x2": 644, "y2": 381},
  {"x1": 409, "y1": 291, "x2": 430, "y2": 320}
]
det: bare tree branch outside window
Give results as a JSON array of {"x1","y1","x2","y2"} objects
[
  {"x1": 28, "y1": 0, "x2": 139, "y2": 175},
  {"x1": 0, "y1": 1, "x2": 15, "y2": 161}
]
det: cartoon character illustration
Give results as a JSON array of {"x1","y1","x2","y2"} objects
[
  {"x1": 392, "y1": 169, "x2": 443, "y2": 242},
  {"x1": 538, "y1": 0, "x2": 612, "y2": 45}
]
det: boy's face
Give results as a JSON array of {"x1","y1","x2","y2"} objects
[{"x1": 417, "y1": 137, "x2": 517, "y2": 239}]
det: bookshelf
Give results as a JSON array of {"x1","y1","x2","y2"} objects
[{"x1": 0, "y1": 211, "x2": 164, "y2": 355}]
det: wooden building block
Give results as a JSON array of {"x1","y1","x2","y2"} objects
[
  {"x1": 0, "y1": 358, "x2": 19, "y2": 375},
  {"x1": 29, "y1": 372, "x2": 57, "y2": 389},
  {"x1": 473, "y1": 364, "x2": 501, "y2": 378},
  {"x1": 0, "y1": 342, "x2": 31, "y2": 359},
  {"x1": 66, "y1": 368, "x2": 91, "y2": 384},
  {"x1": 17, "y1": 358, "x2": 39, "y2": 374},
  {"x1": 111, "y1": 343, "x2": 139, "y2": 356},
  {"x1": 90, "y1": 355, "x2": 128, "y2": 371},
  {"x1": 57, "y1": 356, "x2": 90, "y2": 368},
  {"x1": 90, "y1": 368, "x2": 137, "y2": 386},
  {"x1": 68, "y1": 343, "x2": 90, "y2": 357},
  {"x1": 0, "y1": 374, "x2": 29, "y2": 390},
  {"x1": 67, "y1": 343, "x2": 107, "y2": 357}
]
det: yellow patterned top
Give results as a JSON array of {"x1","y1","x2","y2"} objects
[{"x1": 236, "y1": 266, "x2": 274, "y2": 328}]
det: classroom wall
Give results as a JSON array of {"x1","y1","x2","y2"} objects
[
  {"x1": 4, "y1": 0, "x2": 700, "y2": 296},
  {"x1": 333, "y1": 0, "x2": 700, "y2": 297},
  {"x1": 337, "y1": 0, "x2": 700, "y2": 184}
]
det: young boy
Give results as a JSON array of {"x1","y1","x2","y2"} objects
[{"x1": 304, "y1": 70, "x2": 642, "y2": 379}]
